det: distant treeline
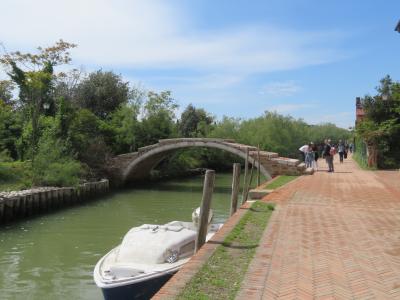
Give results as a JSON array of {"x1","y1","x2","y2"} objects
[{"x1": 0, "y1": 40, "x2": 350, "y2": 188}]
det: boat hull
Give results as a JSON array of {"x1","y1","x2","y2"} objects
[{"x1": 101, "y1": 272, "x2": 174, "y2": 300}]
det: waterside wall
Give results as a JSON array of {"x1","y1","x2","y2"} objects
[{"x1": 0, "y1": 179, "x2": 109, "y2": 224}]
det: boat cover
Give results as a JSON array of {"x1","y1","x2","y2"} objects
[{"x1": 116, "y1": 224, "x2": 196, "y2": 265}]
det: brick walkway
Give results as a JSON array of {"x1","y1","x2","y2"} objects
[{"x1": 236, "y1": 156, "x2": 400, "y2": 299}]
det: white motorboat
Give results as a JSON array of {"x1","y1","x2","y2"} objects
[{"x1": 93, "y1": 208, "x2": 222, "y2": 300}]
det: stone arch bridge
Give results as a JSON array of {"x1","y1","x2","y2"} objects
[{"x1": 107, "y1": 138, "x2": 308, "y2": 186}]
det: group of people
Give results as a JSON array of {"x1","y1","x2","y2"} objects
[{"x1": 299, "y1": 139, "x2": 351, "y2": 173}]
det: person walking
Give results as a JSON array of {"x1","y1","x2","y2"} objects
[
  {"x1": 305, "y1": 144, "x2": 314, "y2": 168},
  {"x1": 338, "y1": 140, "x2": 345, "y2": 163},
  {"x1": 312, "y1": 143, "x2": 319, "y2": 170},
  {"x1": 324, "y1": 139, "x2": 334, "y2": 172}
]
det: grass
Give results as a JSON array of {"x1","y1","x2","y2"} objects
[
  {"x1": 352, "y1": 152, "x2": 376, "y2": 170},
  {"x1": 264, "y1": 175, "x2": 298, "y2": 190},
  {"x1": 177, "y1": 201, "x2": 274, "y2": 300},
  {"x1": 0, "y1": 161, "x2": 32, "y2": 192}
]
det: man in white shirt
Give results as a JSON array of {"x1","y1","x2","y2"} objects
[{"x1": 299, "y1": 144, "x2": 309, "y2": 162}]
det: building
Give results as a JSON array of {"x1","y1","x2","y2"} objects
[{"x1": 355, "y1": 97, "x2": 365, "y2": 126}]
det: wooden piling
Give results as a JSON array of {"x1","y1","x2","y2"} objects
[
  {"x1": 257, "y1": 145, "x2": 261, "y2": 186},
  {"x1": 4, "y1": 197, "x2": 14, "y2": 222},
  {"x1": 13, "y1": 196, "x2": 21, "y2": 217},
  {"x1": 33, "y1": 193, "x2": 40, "y2": 213},
  {"x1": 195, "y1": 170, "x2": 215, "y2": 252},
  {"x1": 0, "y1": 198, "x2": 4, "y2": 222},
  {"x1": 241, "y1": 148, "x2": 249, "y2": 202},
  {"x1": 45, "y1": 191, "x2": 52, "y2": 210},
  {"x1": 230, "y1": 163, "x2": 241, "y2": 216},
  {"x1": 243, "y1": 160, "x2": 255, "y2": 203},
  {"x1": 25, "y1": 194, "x2": 33, "y2": 216}
]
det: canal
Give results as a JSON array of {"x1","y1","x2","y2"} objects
[{"x1": 0, "y1": 173, "x2": 242, "y2": 300}]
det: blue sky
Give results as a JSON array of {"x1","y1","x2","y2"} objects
[{"x1": 1, "y1": 0, "x2": 400, "y2": 128}]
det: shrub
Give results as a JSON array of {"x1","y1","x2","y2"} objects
[{"x1": 33, "y1": 131, "x2": 82, "y2": 187}]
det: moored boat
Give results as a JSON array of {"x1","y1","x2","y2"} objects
[{"x1": 93, "y1": 208, "x2": 222, "y2": 300}]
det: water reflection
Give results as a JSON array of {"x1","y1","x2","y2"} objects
[{"x1": 0, "y1": 173, "x2": 237, "y2": 300}]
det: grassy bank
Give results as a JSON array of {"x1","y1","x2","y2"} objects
[
  {"x1": 177, "y1": 201, "x2": 274, "y2": 300},
  {"x1": 264, "y1": 175, "x2": 298, "y2": 190}
]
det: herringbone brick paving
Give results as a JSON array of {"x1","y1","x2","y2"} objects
[{"x1": 236, "y1": 156, "x2": 400, "y2": 300}]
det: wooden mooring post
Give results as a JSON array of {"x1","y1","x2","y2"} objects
[
  {"x1": 257, "y1": 145, "x2": 261, "y2": 187},
  {"x1": 195, "y1": 169, "x2": 215, "y2": 253},
  {"x1": 241, "y1": 148, "x2": 249, "y2": 202},
  {"x1": 243, "y1": 160, "x2": 255, "y2": 203},
  {"x1": 230, "y1": 163, "x2": 241, "y2": 216}
]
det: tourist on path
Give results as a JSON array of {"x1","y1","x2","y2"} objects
[
  {"x1": 338, "y1": 140, "x2": 345, "y2": 163},
  {"x1": 323, "y1": 139, "x2": 334, "y2": 172},
  {"x1": 298, "y1": 144, "x2": 309, "y2": 162},
  {"x1": 312, "y1": 143, "x2": 319, "y2": 170},
  {"x1": 305, "y1": 144, "x2": 314, "y2": 168}
]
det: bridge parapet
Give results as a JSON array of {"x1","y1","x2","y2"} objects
[{"x1": 106, "y1": 138, "x2": 311, "y2": 186}]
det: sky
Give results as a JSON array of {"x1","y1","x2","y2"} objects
[{"x1": 1, "y1": 0, "x2": 400, "y2": 128}]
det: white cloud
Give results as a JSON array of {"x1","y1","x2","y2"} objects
[
  {"x1": 260, "y1": 81, "x2": 302, "y2": 97},
  {"x1": 0, "y1": 0, "x2": 346, "y2": 75}
]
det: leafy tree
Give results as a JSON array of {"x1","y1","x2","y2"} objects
[
  {"x1": 179, "y1": 104, "x2": 214, "y2": 137},
  {"x1": 357, "y1": 75, "x2": 400, "y2": 168},
  {"x1": 75, "y1": 70, "x2": 129, "y2": 119},
  {"x1": 108, "y1": 104, "x2": 140, "y2": 153},
  {"x1": 0, "y1": 100, "x2": 23, "y2": 159},
  {"x1": 0, "y1": 40, "x2": 76, "y2": 159},
  {"x1": 68, "y1": 109, "x2": 112, "y2": 177},
  {"x1": 0, "y1": 80, "x2": 15, "y2": 105},
  {"x1": 138, "y1": 91, "x2": 178, "y2": 146}
]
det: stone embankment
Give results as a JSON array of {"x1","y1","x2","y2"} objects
[{"x1": 0, "y1": 179, "x2": 109, "y2": 224}]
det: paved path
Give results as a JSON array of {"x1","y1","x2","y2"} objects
[{"x1": 237, "y1": 155, "x2": 400, "y2": 299}]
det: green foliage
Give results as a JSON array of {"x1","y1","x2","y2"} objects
[
  {"x1": 0, "y1": 161, "x2": 32, "y2": 191},
  {"x1": 108, "y1": 104, "x2": 140, "y2": 153},
  {"x1": 68, "y1": 109, "x2": 111, "y2": 174},
  {"x1": 0, "y1": 100, "x2": 23, "y2": 159},
  {"x1": 136, "y1": 91, "x2": 179, "y2": 147},
  {"x1": 33, "y1": 131, "x2": 81, "y2": 187},
  {"x1": 179, "y1": 104, "x2": 214, "y2": 137},
  {"x1": 0, "y1": 80, "x2": 14, "y2": 105},
  {"x1": 209, "y1": 112, "x2": 350, "y2": 159},
  {"x1": 75, "y1": 70, "x2": 130, "y2": 119},
  {"x1": 357, "y1": 75, "x2": 400, "y2": 168},
  {"x1": 208, "y1": 116, "x2": 241, "y2": 140}
]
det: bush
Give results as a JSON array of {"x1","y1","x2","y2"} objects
[
  {"x1": 33, "y1": 131, "x2": 82, "y2": 187},
  {"x1": 0, "y1": 161, "x2": 32, "y2": 191}
]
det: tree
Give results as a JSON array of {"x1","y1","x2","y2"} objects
[
  {"x1": 179, "y1": 104, "x2": 214, "y2": 137},
  {"x1": 75, "y1": 70, "x2": 130, "y2": 119},
  {"x1": 0, "y1": 40, "x2": 77, "y2": 159},
  {"x1": 137, "y1": 91, "x2": 178, "y2": 146},
  {"x1": 357, "y1": 75, "x2": 400, "y2": 168},
  {"x1": 0, "y1": 100, "x2": 23, "y2": 159},
  {"x1": 0, "y1": 80, "x2": 14, "y2": 105}
]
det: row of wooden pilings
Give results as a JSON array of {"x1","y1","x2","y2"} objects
[
  {"x1": 0, "y1": 179, "x2": 109, "y2": 224},
  {"x1": 195, "y1": 162, "x2": 248, "y2": 252}
]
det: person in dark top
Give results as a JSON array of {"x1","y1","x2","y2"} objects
[
  {"x1": 312, "y1": 143, "x2": 319, "y2": 170},
  {"x1": 324, "y1": 139, "x2": 334, "y2": 172}
]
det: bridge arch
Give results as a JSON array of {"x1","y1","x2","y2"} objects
[{"x1": 120, "y1": 139, "x2": 272, "y2": 184}]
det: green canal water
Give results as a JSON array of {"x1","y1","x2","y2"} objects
[{"x1": 0, "y1": 173, "x2": 243, "y2": 300}]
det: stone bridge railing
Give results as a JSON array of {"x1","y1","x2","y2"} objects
[{"x1": 106, "y1": 138, "x2": 310, "y2": 186}]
